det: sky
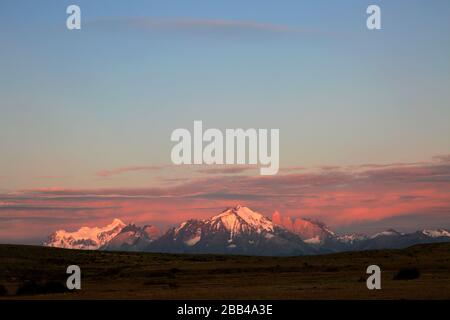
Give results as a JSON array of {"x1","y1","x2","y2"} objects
[{"x1": 0, "y1": 1, "x2": 449, "y2": 243}]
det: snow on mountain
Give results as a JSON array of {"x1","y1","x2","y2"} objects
[
  {"x1": 336, "y1": 234, "x2": 368, "y2": 244},
  {"x1": 272, "y1": 211, "x2": 334, "y2": 243},
  {"x1": 41, "y1": 207, "x2": 450, "y2": 255},
  {"x1": 207, "y1": 205, "x2": 274, "y2": 238},
  {"x1": 421, "y1": 229, "x2": 450, "y2": 238},
  {"x1": 185, "y1": 232, "x2": 201, "y2": 246},
  {"x1": 102, "y1": 223, "x2": 160, "y2": 251},
  {"x1": 170, "y1": 206, "x2": 276, "y2": 247},
  {"x1": 303, "y1": 236, "x2": 321, "y2": 244},
  {"x1": 152, "y1": 205, "x2": 315, "y2": 256},
  {"x1": 44, "y1": 219, "x2": 126, "y2": 250},
  {"x1": 371, "y1": 229, "x2": 403, "y2": 239}
]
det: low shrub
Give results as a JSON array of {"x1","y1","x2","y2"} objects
[
  {"x1": 0, "y1": 284, "x2": 8, "y2": 296},
  {"x1": 393, "y1": 267, "x2": 420, "y2": 280}
]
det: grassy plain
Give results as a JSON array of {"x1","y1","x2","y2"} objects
[{"x1": 1, "y1": 243, "x2": 449, "y2": 299}]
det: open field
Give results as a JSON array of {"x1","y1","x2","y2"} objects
[{"x1": 1, "y1": 243, "x2": 450, "y2": 299}]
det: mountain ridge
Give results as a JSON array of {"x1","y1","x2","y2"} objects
[
  {"x1": 43, "y1": 205, "x2": 450, "y2": 256},
  {"x1": 44, "y1": 218, "x2": 126, "y2": 250}
]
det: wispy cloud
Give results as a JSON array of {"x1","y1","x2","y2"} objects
[
  {"x1": 96, "y1": 165, "x2": 165, "y2": 178},
  {"x1": 279, "y1": 166, "x2": 307, "y2": 173},
  {"x1": 196, "y1": 165, "x2": 257, "y2": 175},
  {"x1": 433, "y1": 154, "x2": 450, "y2": 163}
]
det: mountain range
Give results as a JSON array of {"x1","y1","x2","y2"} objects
[{"x1": 43, "y1": 205, "x2": 450, "y2": 256}]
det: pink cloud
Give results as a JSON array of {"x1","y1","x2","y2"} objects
[
  {"x1": 196, "y1": 165, "x2": 257, "y2": 175},
  {"x1": 96, "y1": 165, "x2": 165, "y2": 178}
]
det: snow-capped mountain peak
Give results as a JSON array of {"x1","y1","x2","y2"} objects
[
  {"x1": 208, "y1": 205, "x2": 274, "y2": 237},
  {"x1": 422, "y1": 229, "x2": 450, "y2": 238},
  {"x1": 101, "y1": 223, "x2": 160, "y2": 251},
  {"x1": 44, "y1": 218, "x2": 126, "y2": 250},
  {"x1": 336, "y1": 233, "x2": 368, "y2": 244},
  {"x1": 371, "y1": 229, "x2": 403, "y2": 239},
  {"x1": 272, "y1": 211, "x2": 334, "y2": 243},
  {"x1": 151, "y1": 205, "x2": 314, "y2": 256}
]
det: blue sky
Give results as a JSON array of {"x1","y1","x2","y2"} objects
[
  {"x1": 1, "y1": 1, "x2": 450, "y2": 190},
  {"x1": 0, "y1": 1, "x2": 450, "y2": 241}
]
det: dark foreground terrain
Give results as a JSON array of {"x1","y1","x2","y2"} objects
[{"x1": 1, "y1": 243, "x2": 449, "y2": 299}]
